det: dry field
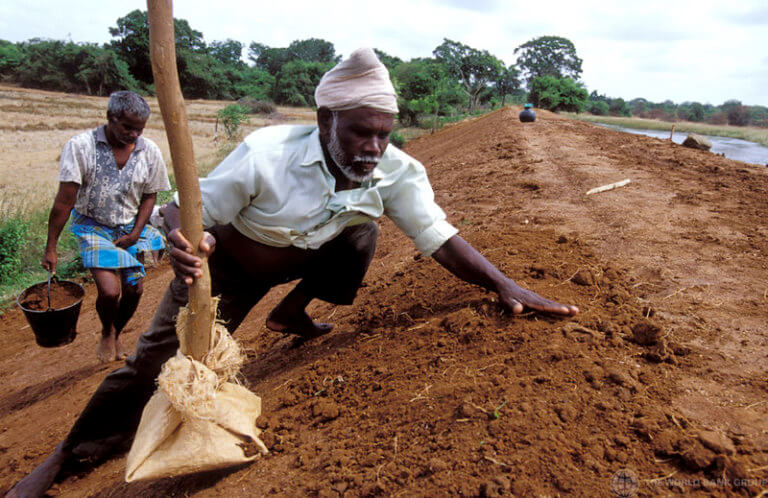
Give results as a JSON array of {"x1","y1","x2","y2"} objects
[{"x1": 0, "y1": 85, "x2": 316, "y2": 217}]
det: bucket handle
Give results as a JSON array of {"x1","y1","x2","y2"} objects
[{"x1": 46, "y1": 272, "x2": 58, "y2": 312}]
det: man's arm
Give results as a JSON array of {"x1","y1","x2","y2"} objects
[
  {"x1": 42, "y1": 182, "x2": 79, "y2": 273},
  {"x1": 162, "y1": 201, "x2": 216, "y2": 285},
  {"x1": 114, "y1": 193, "x2": 156, "y2": 249},
  {"x1": 432, "y1": 235, "x2": 578, "y2": 316}
]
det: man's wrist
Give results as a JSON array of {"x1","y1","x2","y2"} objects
[{"x1": 493, "y1": 276, "x2": 518, "y2": 296}]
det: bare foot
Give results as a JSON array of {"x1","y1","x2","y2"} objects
[
  {"x1": 114, "y1": 337, "x2": 130, "y2": 360},
  {"x1": 6, "y1": 443, "x2": 68, "y2": 498},
  {"x1": 266, "y1": 309, "x2": 333, "y2": 339},
  {"x1": 97, "y1": 334, "x2": 116, "y2": 363}
]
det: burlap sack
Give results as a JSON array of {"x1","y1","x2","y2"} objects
[{"x1": 125, "y1": 308, "x2": 267, "y2": 482}]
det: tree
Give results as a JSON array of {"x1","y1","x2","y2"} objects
[
  {"x1": 272, "y1": 60, "x2": 333, "y2": 106},
  {"x1": 587, "y1": 100, "x2": 609, "y2": 116},
  {"x1": 720, "y1": 99, "x2": 749, "y2": 126},
  {"x1": 393, "y1": 58, "x2": 467, "y2": 126},
  {"x1": 247, "y1": 42, "x2": 268, "y2": 66},
  {"x1": 528, "y1": 75, "x2": 587, "y2": 112},
  {"x1": 494, "y1": 65, "x2": 520, "y2": 106},
  {"x1": 178, "y1": 51, "x2": 234, "y2": 99},
  {"x1": 433, "y1": 38, "x2": 503, "y2": 110},
  {"x1": 726, "y1": 106, "x2": 749, "y2": 126},
  {"x1": 394, "y1": 58, "x2": 442, "y2": 126},
  {"x1": 0, "y1": 40, "x2": 22, "y2": 76},
  {"x1": 209, "y1": 39, "x2": 244, "y2": 67},
  {"x1": 109, "y1": 9, "x2": 206, "y2": 86},
  {"x1": 373, "y1": 48, "x2": 402, "y2": 73},
  {"x1": 287, "y1": 38, "x2": 339, "y2": 64},
  {"x1": 608, "y1": 97, "x2": 630, "y2": 117},
  {"x1": 514, "y1": 36, "x2": 582, "y2": 87},
  {"x1": 233, "y1": 66, "x2": 275, "y2": 101},
  {"x1": 678, "y1": 101, "x2": 705, "y2": 122},
  {"x1": 748, "y1": 105, "x2": 768, "y2": 127},
  {"x1": 249, "y1": 39, "x2": 339, "y2": 78},
  {"x1": 14, "y1": 39, "x2": 138, "y2": 95},
  {"x1": 74, "y1": 47, "x2": 140, "y2": 95},
  {"x1": 629, "y1": 98, "x2": 649, "y2": 116},
  {"x1": 249, "y1": 45, "x2": 291, "y2": 75}
]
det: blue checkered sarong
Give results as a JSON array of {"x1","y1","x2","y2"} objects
[{"x1": 69, "y1": 210, "x2": 165, "y2": 286}]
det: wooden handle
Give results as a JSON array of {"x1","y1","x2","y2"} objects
[{"x1": 147, "y1": 0, "x2": 212, "y2": 359}]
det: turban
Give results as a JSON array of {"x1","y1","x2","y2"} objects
[{"x1": 315, "y1": 48, "x2": 398, "y2": 114}]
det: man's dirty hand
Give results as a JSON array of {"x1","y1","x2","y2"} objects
[{"x1": 498, "y1": 280, "x2": 579, "y2": 316}]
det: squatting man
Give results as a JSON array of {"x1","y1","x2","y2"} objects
[{"x1": 8, "y1": 48, "x2": 577, "y2": 498}]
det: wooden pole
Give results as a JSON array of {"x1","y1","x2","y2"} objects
[{"x1": 147, "y1": 0, "x2": 212, "y2": 359}]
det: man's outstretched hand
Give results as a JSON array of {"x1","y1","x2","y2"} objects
[
  {"x1": 432, "y1": 235, "x2": 579, "y2": 317},
  {"x1": 497, "y1": 279, "x2": 578, "y2": 316},
  {"x1": 167, "y1": 228, "x2": 216, "y2": 285}
]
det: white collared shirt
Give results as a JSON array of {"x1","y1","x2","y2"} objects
[{"x1": 188, "y1": 125, "x2": 457, "y2": 256}]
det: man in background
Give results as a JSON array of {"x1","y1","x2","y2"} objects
[{"x1": 42, "y1": 90, "x2": 170, "y2": 362}]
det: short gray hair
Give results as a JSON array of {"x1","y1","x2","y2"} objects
[{"x1": 107, "y1": 91, "x2": 150, "y2": 120}]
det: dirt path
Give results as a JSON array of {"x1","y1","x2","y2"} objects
[{"x1": 1, "y1": 107, "x2": 766, "y2": 496}]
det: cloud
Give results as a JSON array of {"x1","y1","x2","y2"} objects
[
  {"x1": 425, "y1": 0, "x2": 501, "y2": 13},
  {"x1": 723, "y1": 5, "x2": 768, "y2": 25}
]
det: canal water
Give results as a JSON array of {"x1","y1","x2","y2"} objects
[{"x1": 595, "y1": 123, "x2": 768, "y2": 166}]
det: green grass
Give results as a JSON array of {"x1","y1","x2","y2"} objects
[
  {"x1": 564, "y1": 113, "x2": 768, "y2": 147},
  {"x1": 0, "y1": 208, "x2": 82, "y2": 309}
]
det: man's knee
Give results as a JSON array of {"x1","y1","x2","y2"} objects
[
  {"x1": 123, "y1": 279, "x2": 143, "y2": 297},
  {"x1": 347, "y1": 221, "x2": 379, "y2": 253},
  {"x1": 96, "y1": 284, "x2": 120, "y2": 303}
]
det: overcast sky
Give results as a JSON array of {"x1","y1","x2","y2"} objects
[{"x1": 1, "y1": 0, "x2": 766, "y2": 106}]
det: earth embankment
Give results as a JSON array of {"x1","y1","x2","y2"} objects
[{"x1": 1, "y1": 107, "x2": 766, "y2": 496}]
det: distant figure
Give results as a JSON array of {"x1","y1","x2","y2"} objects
[
  {"x1": 41, "y1": 91, "x2": 171, "y2": 363},
  {"x1": 519, "y1": 103, "x2": 536, "y2": 123}
]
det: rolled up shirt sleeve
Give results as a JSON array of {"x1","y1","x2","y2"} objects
[
  {"x1": 174, "y1": 141, "x2": 261, "y2": 228},
  {"x1": 382, "y1": 159, "x2": 458, "y2": 257},
  {"x1": 143, "y1": 144, "x2": 171, "y2": 194},
  {"x1": 57, "y1": 136, "x2": 88, "y2": 185}
]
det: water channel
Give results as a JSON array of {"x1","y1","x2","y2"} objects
[{"x1": 594, "y1": 123, "x2": 768, "y2": 166}]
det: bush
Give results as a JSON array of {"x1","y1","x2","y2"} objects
[
  {"x1": 588, "y1": 100, "x2": 609, "y2": 116},
  {"x1": 237, "y1": 97, "x2": 276, "y2": 115},
  {"x1": 389, "y1": 132, "x2": 406, "y2": 148},
  {"x1": 0, "y1": 218, "x2": 28, "y2": 283},
  {"x1": 217, "y1": 104, "x2": 249, "y2": 141},
  {"x1": 528, "y1": 76, "x2": 587, "y2": 112},
  {"x1": 707, "y1": 112, "x2": 728, "y2": 125},
  {"x1": 727, "y1": 105, "x2": 749, "y2": 126}
]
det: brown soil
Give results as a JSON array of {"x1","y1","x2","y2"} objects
[
  {"x1": 18, "y1": 281, "x2": 84, "y2": 311},
  {"x1": 1, "y1": 107, "x2": 767, "y2": 496}
]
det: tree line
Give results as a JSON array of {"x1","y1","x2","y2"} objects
[{"x1": 1, "y1": 9, "x2": 766, "y2": 129}]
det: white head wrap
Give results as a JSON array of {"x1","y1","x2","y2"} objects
[{"x1": 315, "y1": 48, "x2": 398, "y2": 114}]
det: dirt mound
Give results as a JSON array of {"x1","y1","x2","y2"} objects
[{"x1": 1, "y1": 107, "x2": 767, "y2": 496}]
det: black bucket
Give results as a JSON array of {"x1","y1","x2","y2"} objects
[{"x1": 17, "y1": 279, "x2": 85, "y2": 347}]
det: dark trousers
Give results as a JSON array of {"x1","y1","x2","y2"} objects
[{"x1": 62, "y1": 222, "x2": 378, "y2": 459}]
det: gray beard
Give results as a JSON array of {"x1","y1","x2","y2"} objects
[{"x1": 328, "y1": 114, "x2": 379, "y2": 183}]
